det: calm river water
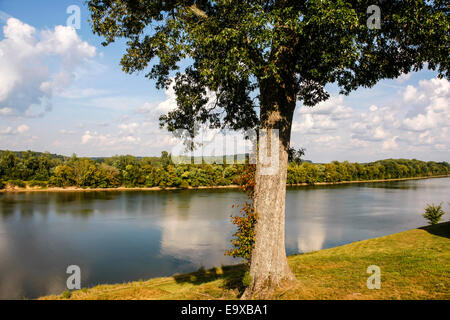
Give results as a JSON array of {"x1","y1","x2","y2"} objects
[{"x1": 0, "y1": 177, "x2": 449, "y2": 299}]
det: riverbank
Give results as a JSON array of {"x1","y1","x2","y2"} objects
[
  {"x1": 2, "y1": 175, "x2": 449, "y2": 193},
  {"x1": 41, "y1": 221, "x2": 450, "y2": 300}
]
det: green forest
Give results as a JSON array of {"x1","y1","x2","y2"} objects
[{"x1": 0, "y1": 150, "x2": 449, "y2": 190}]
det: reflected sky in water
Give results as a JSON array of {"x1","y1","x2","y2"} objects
[{"x1": 0, "y1": 177, "x2": 449, "y2": 299}]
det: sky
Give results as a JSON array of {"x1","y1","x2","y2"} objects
[{"x1": 0, "y1": 0, "x2": 449, "y2": 163}]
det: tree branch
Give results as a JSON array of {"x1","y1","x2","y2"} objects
[{"x1": 188, "y1": 4, "x2": 208, "y2": 19}]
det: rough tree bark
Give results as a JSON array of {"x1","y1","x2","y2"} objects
[{"x1": 242, "y1": 76, "x2": 297, "y2": 299}]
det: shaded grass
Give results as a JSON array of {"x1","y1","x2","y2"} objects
[{"x1": 40, "y1": 222, "x2": 450, "y2": 300}]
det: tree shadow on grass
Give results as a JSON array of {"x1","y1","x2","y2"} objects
[
  {"x1": 173, "y1": 264, "x2": 248, "y2": 297},
  {"x1": 419, "y1": 221, "x2": 450, "y2": 239}
]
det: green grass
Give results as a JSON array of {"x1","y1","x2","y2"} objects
[{"x1": 40, "y1": 222, "x2": 450, "y2": 300}]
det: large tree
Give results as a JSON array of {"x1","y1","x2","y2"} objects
[{"x1": 88, "y1": 0, "x2": 449, "y2": 298}]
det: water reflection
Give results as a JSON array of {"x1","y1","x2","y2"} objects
[
  {"x1": 158, "y1": 192, "x2": 236, "y2": 267},
  {"x1": 0, "y1": 177, "x2": 449, "y2": 299}
]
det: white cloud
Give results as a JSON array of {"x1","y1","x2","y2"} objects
[
  {"x1": 0, "y1": 17, "x2": 96, "y2": 115},
  {"x1": 297, "y1": 95, "x2": 353, "y2": 119},
  {"x1": 16, "y1": 124, "x2": 29, "y2": 133},
  {"x1": 81, "y1": 131, "x2": 95, "y2": 144},
  {"x1": 402, "y1": 78, "x2": 450, "y2": 132},
  {"x1": 134, "y1": 85, "x2": 179, "y2": 123},
  {"x1": 395, "y1": 72, "x2": 412, "y2": 84},
  {"x1": 57, "y1": 87, "x2": 109, "y2": 99},
  {"x1": 60, "y1": 129, "x2": 76, "y2": 135},
  {"x1": 0, "y1": 126, "x2": 12, "y2": 135},
  {"x1": 118, "y1": 122, "x2": 139, "y2": 134},
  {"x1": 350, "y1": 104, "x2": 399, "y2": 143},
  {"x1": 81, "y1": 130, "x2": 142, "y2": 147},
  {"x1": 290, "y1": 77, "x2": 449, "y2": 161},
  {"x1": 0, "y1": 124, "x2": 30, "y2": 135},
  {"x1": 403, "y1": 85, "x2": 419, "y2": 103},
  {"x1": 293, "y1": 95, "x2": 353, "y2": 134},
  {"x1": 0, "y1": 107, "x2": 13, "y2": 115},
  {"x1": 382, "y1": 136, "x2": 399, "y2": 150},
  {"x1": 315, "y1": 135, "x2": 342, "y2": 144}
]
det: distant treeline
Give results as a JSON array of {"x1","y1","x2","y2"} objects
[{"x1": 0, "y1": 150, "x2": 448, "y2": 189}]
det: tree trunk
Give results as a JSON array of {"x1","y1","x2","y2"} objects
[{"x1": 242, "y1": 77, "x2": 297, "y2": 299}]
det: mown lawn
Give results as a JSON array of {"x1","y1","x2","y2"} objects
[{"x1": 40, "y1": 221, "x2": 450, "y2": 300}]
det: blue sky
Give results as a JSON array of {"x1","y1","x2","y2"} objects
[{"x1": 0, "y1": 1, "x2": 449, "y2": 163}]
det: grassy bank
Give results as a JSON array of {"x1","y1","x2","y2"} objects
[
  {"x1": 41, "y1": 222, "x2": 450, "y2": 300},
  {"x1": 3, "y1": 175, "x2": 449, "y2": 193}
]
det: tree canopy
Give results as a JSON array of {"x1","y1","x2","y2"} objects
[{"x1": 89, "y1": 0, "x2": 449, "y2": 135}]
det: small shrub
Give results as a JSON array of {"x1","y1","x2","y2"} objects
[
  {"x1": 242, "y1": 271, "x2": 252, "y2": 287},
  {"x1": 61, "y1": 290, "x2": 72, "y2": 299},
  {"x1": 28, "y1": 180, "x2": 48, "y2": 188},
  {"x1": 225, "y1": 202, "x2": 257, "y2": 265},
  {"x1": 179, "y1": 180, "x2": 190, "y2": 189},
  {"x1": 48, "y1": 176, "x2": 64, "y2": 187},
  {"x1": 0, "y1": 181, "x2": 5, "y2": 189},
  {"x1": 197, "y1": 265, "x2": 205, "y2": 273},
  {"x1": 7, "y1": 179, "x2": 26, "y2": 188},
  {"x1": 423, "y1": 203, "x2": 446, "y2": 225},
  {"x1": 226, "y1": 165, "x2": 257, "y2": 265}
]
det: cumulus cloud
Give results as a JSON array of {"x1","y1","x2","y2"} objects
[
  {"x1": 0, "y1": 126, "x2": 12, "y2": 135},
  {"x1": 395, "y1": 73, "x2": 412, "y2": 84},
  {"x1": 402, "y1": 78, "x2": 450, "y2": 132},
  {"x1": 0, "y1": 124, "x2": 30, "y2": 135},
  {"x1": 16, "y1": 124, "x2": 29, "y2": 133},
  {"x1": 293, "y1": 95, "x2": 353, "y2": 134},
  {"x1": 0, "y1": 17, "x2": 96, "y2": 116},
  {"x1": 350, "y1": 105, "x2": 400, "y2": 142},
  {"x1": 382, "y1": 136, "x2": 399, "y2": 150},
  {"x1": 81, "y1": 130, "x2": 142, "y2": 147},
  {"x1": 134, "y1": 85, "x2": 179, "y2": 122},
  {"x1": 118, "y1": 122, "x2": 139, "y2": 134},
  {"x1": 290, "y1": 77, "x2": 449, "y2": 161},
  {"x1": 0, "y1": 107, "x2": 13, "y2": 115}
]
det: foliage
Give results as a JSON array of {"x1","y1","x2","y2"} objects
[
  {"x1": 6, "y1": 179, "x2": 26, "y2": 188},
  {"x1": 287, "y1": 159, "x2": 450, "y2": 185},
  {"x1": 242, "y1": 271, "x2": 252, "y2": 288},
  {"x1": 423, "y1": 203, "x2": 446, "y2": 225},
  {"x1": 288, "y1": 147, "x2": 306, "y2": 164},
  {"x1": 61, "y1": 290, "x2": 72, "y2": 299},
  {"x1": 0, "y1": 151, "x2": 449, "y2": 190},
  {"x1": 28, "y1": 180, "x2": 48, "y2": 188},
  {"x1": 226, "y1": 164, "x2": 257, "y2": 264},
  {"x1": 88, "y1": 1, "x2": 448, "y2": 137},
  {"x1": 226, "y1": 202, "x2": 257, "y2": 265}
]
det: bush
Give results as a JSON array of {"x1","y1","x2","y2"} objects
[
  {"x1": 225, "y1": 165, "x2": 257, "y2": 265},
  {"x1": 225, "y1": 202, "x2": 257, "y2": 265},
  {"x1": 48, "y1": 176, "x2": 63, "y2": 187},
  {"x1": 179, "y1": 180, "x2": 190, "y2": 189},
  {"x1": 61, "y1": 290, "x2": 72, "y2": 299},
  {"x1": 242, "y1": 271, "x2": 252, "y2": 287},
  {"x1": 0, "y1": 181, "x2": 5, "y2": 189},
  {"x1": 7, "y1": 179, "x2": 26, "y2": 188},
  {"x1": 423, "y1": 203, "x2": 446, "y2": 225},
  {"x1": 28, "y1": 180, "x2": 48, "y2": 188}
]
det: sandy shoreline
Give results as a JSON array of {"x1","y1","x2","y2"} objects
[{"x1": 1, "y1": 175, "x2": 448, "y2": 193}]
